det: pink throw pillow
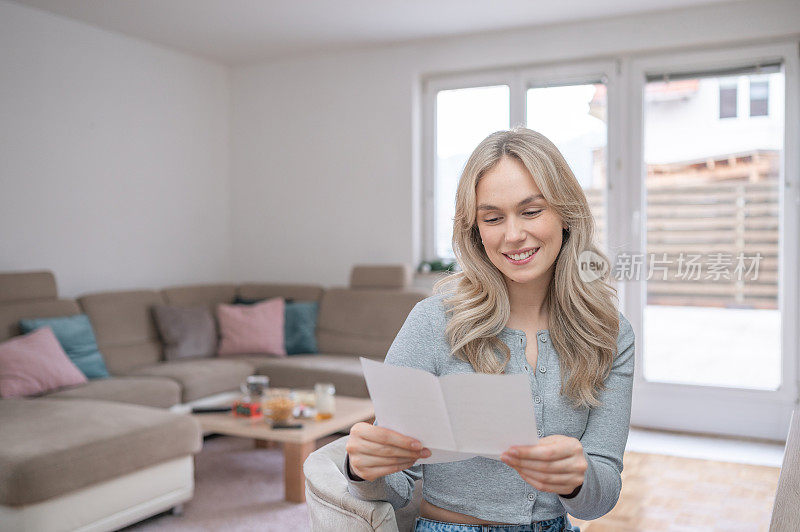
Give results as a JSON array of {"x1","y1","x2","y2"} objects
[
  {"x1": 0, "y1": 327, "x2": 88, "y2": 398},
  {"x1": 217, "y1": 297, "x2": 287, "y2": 357}
]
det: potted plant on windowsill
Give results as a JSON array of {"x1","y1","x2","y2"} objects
[{"x1": 416, "y1": 259, "x2": 457, "y2": 274}]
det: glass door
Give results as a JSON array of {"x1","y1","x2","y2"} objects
[{"x1": 627, "y1": 44, "x2": 799, "y2": 440}]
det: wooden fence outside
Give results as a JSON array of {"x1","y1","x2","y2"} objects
[{"x1": 583, "y1": 175, "x2": 779, "y2": 310}]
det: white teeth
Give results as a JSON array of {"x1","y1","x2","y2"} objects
[{"x1": 508, "y1": 249, "x2": 537, "y2": 260}]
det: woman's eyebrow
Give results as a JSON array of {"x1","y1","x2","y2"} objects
[{"x1": 477, "y1": 194, "x2": 544, "y2": 212}]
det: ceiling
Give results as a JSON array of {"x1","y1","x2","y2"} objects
[{"x1": 9, "y1": 0, "x2": 742, "y2": 65}]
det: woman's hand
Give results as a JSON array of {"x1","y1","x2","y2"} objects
[
  {"x1": 500, "y1": 435, "x2": 587, "y2": 495},
  {"x1": 345, "y1": 422, "x2": 432, "y2": 482}
]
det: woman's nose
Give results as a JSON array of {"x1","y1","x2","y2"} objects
[{"x1": 505, "y1": 217, "x2": 525, "y2": 242}]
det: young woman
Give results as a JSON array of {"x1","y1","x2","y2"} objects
[{"x1": 344, "y1": 127, "x2": 635, "y2": 532}]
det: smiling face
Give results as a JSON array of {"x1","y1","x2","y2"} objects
[{"x1": 475, "y1": 155, "x2": 567, "y2": 289}]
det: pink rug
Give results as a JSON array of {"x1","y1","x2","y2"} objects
[{"x1": 122, "y1": 433, "x2": 342, "y2": 531}]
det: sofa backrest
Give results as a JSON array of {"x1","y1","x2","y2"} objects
[
  {"x1": 75, "y1": 282, "x2": 325, "y2": 375},
  {"x1": 237, "y1": 283, "x2": 324, "y2": 303},
  {"x1": 349, "y1": 264, "x2": 412, "y2": 290},
  {"x1": 0, "y1": 271, "x2": 82, "y2": 343},
  {"x1": 160, "y1": 283, "x2": 237, "y2": 311},
  {"x1": 2, "y1": 265, "x2": 423, "y2": 364},
  {"x1": 317, "y1": 265, "x2": 427, "y2": 358},
  {"x1": 77, "y1": 290, "x2": 167, "y2": 375}
]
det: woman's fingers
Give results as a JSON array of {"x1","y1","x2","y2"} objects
[
  {"x1": 364, "y1": 425, "x2": 424, "y2": 451},
  {"x1": 503, "y1": 461, "x2": 582, "y2": 493},
  {"x1": 348, "y1": 423, "x2": 431, "y2": 459},
  {"x1": 350, "y1": 451, "x2": 426, "y2": 470},
  {"x1": 349, "y1": 457, "x2": 419, "y2": 481},
  {"x1": 516, "y1": 468, "x2": 574, "y2": 484},
  {"x1": 504, "y1": 455, "x2": 576, "y2": 473},
  {"x1": 518, "y1": 472, "x2": 574, "y2": 494},
  {"x1": 346, "y1": 423, "x2": 432, "y2": 481},
  {"x1": 355, "y1": 438, "x2": 431, "y2": 459}
]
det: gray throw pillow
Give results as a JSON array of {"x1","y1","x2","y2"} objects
[{"x1": 152, "y1": 305, "x2": 218, "y2": 360}]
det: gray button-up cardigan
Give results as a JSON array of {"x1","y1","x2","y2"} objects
[{"x1": 346, "y1": 292, "x2": 636, "y2": 524}]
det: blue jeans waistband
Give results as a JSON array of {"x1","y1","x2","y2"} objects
[{"x1": 413, "y1": 514, "x2": 577, "y2": 532}]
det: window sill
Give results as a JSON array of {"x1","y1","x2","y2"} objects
[{"x1": 412, "y1": 271, "x2": 453, "y2": 293}]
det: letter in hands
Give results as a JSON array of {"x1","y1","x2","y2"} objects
[
  {"x1": 500, "y1": 435, "x2": 587, "y2": 495},
  {"x1": 345, "y1": 422, "x2": 432, "y2": 482}
]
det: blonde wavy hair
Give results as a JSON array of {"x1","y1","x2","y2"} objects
[{"x1": 433, "y1": 126, "x2": 619, "y2": 409}]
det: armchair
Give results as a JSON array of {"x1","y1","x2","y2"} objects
[{"x1": 303, "y1": 436, "x2": 422, "y2": 532}]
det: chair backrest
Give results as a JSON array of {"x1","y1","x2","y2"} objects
[{"x1": 769, "y1": 407, "x2": 800, "y2": 531}]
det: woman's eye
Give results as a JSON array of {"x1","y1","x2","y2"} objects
[{"x1": 483, "y1": 210, "x2": 541, "y2": 223}]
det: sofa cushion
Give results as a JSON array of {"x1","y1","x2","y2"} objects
[
  {"x1": 19, "y1": 314, "x2": 110, "y2": 379},
  {"x1": 0, "y1": 271, "x2": 58, "y2": 303},
  {"x1": 234, "y1": 295, "x2": 294, "y2": 305},
  {"x1": 0, "y1": 327, "x2": 87, "y2": 398},
  {"x1": 229, "y1": 354, "x2": 376, "y2": 399},
  {"x1": 161, "y1": 284, "x2": 238, "y2": 311},
  {"x1": 233, "y1": 296, "x2": 318, "y2": 355},
  {"x1": 126, "y1": 358, "x2": 255, "y2": 403},
  {"x1": 152, "y1": 304, "x2": 217, "y2": 361},
  {"x1": 284, "y1": 301, "x2": 319, "y2": 355},
  {"x1": 41, "y1": 376, "x2": 181, "y2": 408},
  {"x1": 0, "y1": 398, "x2": 201, "y2": 506},
  {"x1": 316, "y1": 288, "x2": 426, "y2": 357},
  {"x1": 77, "y1": 290, "x2": 166, "y2": 375},
  {"x1": 236, "y1": 283, "x2": 324, "y2": 303},
  {"x1": 217, "y1": 298, "x2": 286, "y2": 357},
  {"x1": 349, "y1": 264, "x2": 411, "y2": 289},
  {"x1": 0, "y1": 299, "x2": 81, "y2": 342}
]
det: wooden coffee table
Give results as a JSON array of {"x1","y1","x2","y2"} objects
[{"x1": 192, "y1": 395, "x2": 374, "y2": 503}]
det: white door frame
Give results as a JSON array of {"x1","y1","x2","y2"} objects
[{"x1": 624, "y1": 41, "x2": 800, "y2": 441}]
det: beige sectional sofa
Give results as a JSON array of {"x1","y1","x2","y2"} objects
[{"x1": 0, "y1": 265, "x2": 427, "y2": 532}]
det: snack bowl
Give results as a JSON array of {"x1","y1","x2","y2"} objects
[{"x1": 263, "y1": 389, "x2": 295, "y2": 424}]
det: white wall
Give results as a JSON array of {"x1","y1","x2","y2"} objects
[
  {"x1": 0, "y1": 0, "x2": 231, "y2": 298},
  {"x1": 230, "y1": 0, "x2": 800, "y2": 288},
  {"x1": 2, "y1": 0, "x2": 798, "y2": 297}
]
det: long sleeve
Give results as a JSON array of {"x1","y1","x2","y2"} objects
[
  {"x1": 345, "y1": 299, "x2": 440, "y2": 509},
  {"x1": 557, "y1": 312, "x2": 636, "y2": 520},
  {"x1": 345, "y1": 439, "x2": 423, "y2": 510}
]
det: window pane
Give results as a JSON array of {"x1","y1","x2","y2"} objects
[
  {"x1": 435, "y1": 85, "x2": 510, "y2": 259},
  {"x1": 750, "y1": 79, "x2": 769, "y2": 117},
  {"x1": 719, "y1": 83, "x2": 738, "y2": 119},
  {"x1": 643, "y1": 71, "x2": 784, "y2": 390},
  {"x1": 525, "y1": 83, "x2": 608, "y2": 252}
]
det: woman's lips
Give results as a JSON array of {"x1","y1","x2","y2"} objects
[{"x1": 504, "y1": 248, "x2": 539, "y2": 265}]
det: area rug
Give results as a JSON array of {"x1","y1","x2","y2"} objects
[{"x1": 122, "y1": 433, "x2": 343, "y2": 531}]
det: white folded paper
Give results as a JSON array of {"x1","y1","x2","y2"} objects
[{"x1": 360, "y1": 357, "x2": 539, "y2": 464}]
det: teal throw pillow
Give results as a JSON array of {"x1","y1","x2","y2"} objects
[
  {"x1": 19, "y1": 314, "x2": 110, "y2": 379},
  {"x1": 233, "y1": 296, "x2": 317, "y2": 355},
  {"x1": 284, "y1": 301, "x2": 318, "y2": 355}
]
